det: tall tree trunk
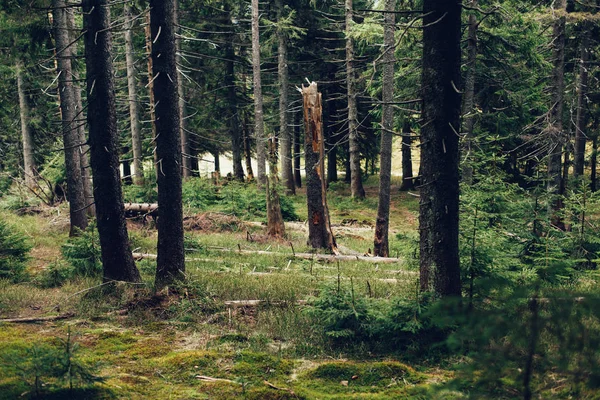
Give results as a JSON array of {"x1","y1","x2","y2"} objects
[
  {"x1": 243, "y1": 112, "x2": 255, "y2": 181},
  {"x1": 252, "y1": 0, "x2": 266, "y2": 187},
  {"x1": 400, "y1": 119, "x2": 414, "y2": 190},
  {"x1": 67, "y1": 8, "x2": 95, "y2": 217},
  {"x1": 145, "y1": 10, "x2": 159, "y2": 182},
  {"x1": 174, "y1": 0, "x2": 191, "y2": 179},
  {"x1": 294, "y1": 110, "x2": 302, "y2": 188},
  {"x1": 277, "y1": 0, "x2": 294, "y2": 194},
  {"x1": 591, "y1": 134, "x2": 598, "y2": 192},
  {"x1": 224, "y1": 2, "x2": 245, "y2": 181},
  {"x1": 53, "y1": 0, "x2": 89, "y2": 236},
  {"x1": 124, "y1": 3, "x2": 144, "y2": 186},
  {"x1": 213, "y1": 150, "x2": 220, "y2": 173},
  {"x1": 150, "y1": 0, "x2": 185, "y2": 287},
  {"x1": 373, "y1": 0, "x2": 396, "y2": 258},
  {"x1": 346, "y1": 0, "x2": 365, "y2": 199},
  {"x1": 461, "y1": 0, "x2": 478, "y2": 184},
  {"x1": 82, "y1": 0, "x2": 140, "y2": 282},
  {"x1": 16, "y1": 61, "x2": 36, "y2": 189},
  {"x1": 303, "y1": 82, "x2": 337, "y2": 252},
  {"x1": 419, "y1": 0, "x2": 462, "y2": 297},
  {"x1": 574, "y1": 23, "x2": 590, "y2": 178},
  {"x1": 267, "y1": 137, "x2": 286, "y2": 237},
  {"x1": 547, "y1": 0, "x2": 567, "y2": 229}
]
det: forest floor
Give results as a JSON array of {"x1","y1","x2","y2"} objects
[{"x1": 1, "y1": 176, "x2": 595, "y2": 399}]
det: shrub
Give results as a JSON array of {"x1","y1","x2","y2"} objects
[
  {"x1": 61, "y1": 223, "x2": 102, "y2": 277},
  {"x1": 0, "y1": 220, "x2": 32, "y2": 282},
  {"x1": 36, "y1": 260, "x2": 74, "y2": 288},
  {"x1": 221, "y1": 182, "x2": 299, "y2": 221},
  {"x1": 182, "y1": 178, "x2": 221, "y2": 209},
  {"x1": 122, "y1": 180, "x2": 158, "y2": 204}
]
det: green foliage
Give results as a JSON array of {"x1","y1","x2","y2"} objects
[
  {"x1": 35, "y1": 260, "x2": 74, "y2": 289},
  {"x1": 445, "y1": 290, "x2": 600, "y2": 399},
  {"x1": 181, "y1": 177, "x2": 221, "y2": 209},
  {"x1": 0, "y1": 329, "x2": 102, "y2": 397},
  {"x1": 122, "y1": 180, "x2": 158, "y2": 204},
  {"x1": 0, "y1": 219, "x2": 31, "y2": 282},
  {"x1": 306, "y1": 284, "x2": 372, "y2": 343},
  {"x1": 307, "y1": 283, "x2": 447, "y2": 354},
  {"x1": 61, "y1": 223, "x2": 102, "y2": 277},
  {"x1": 182, "y1": 179, "x2": 299, "y2": 221}
]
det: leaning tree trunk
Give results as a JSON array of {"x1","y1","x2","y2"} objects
[
  {"x1": 15, "y1": 61, "x2": 36, "y2": 189},
  {"x1": 346, "y1": 0, "x2": 365, "y2": 199},
  {"x1": 224, "y1": 2, "x2": 245, "y2": 181},
  {"x1": 461, "y1": 0, "x2": 478, "y2": 184},
  {"x1": 373, "y1": 0, "x2": 396, "y2": 258},
  {"x1": 400, "y1": 119, "x2": 414, "y2": 191},
  {"x1": 277, "y1": 0, "x2": 294, "y2": 194},
  {"x1": 419, "y1": 0, "x2": 462, "y2": 298},
  {"x1": 303, "y1": 82, "x2": 337, "y2": 253},
  {"x1": 53, "y1": 0, "x2": 89, "y2": 236},
  {"x1": 150, "y1": 0, "x2": 185, "y2": 287},
  {"x1": 574, "y1": 23, "x2": 590, "y2": 178},
  {"x1": 174, "y1": 0, "x2": 191, "y2": 179},
  {"x1": 547, "y1": 0, "x2": 567, "y2": 230},
  {"x1": 124, "y1": 3, "x2": 144, "y2": 186},
  {"x1": 82, "y1": 0, "x2": 140, "y2": 282},
  {"x1": 251, "y1": 0, "x2": 266, "y2": 187}
]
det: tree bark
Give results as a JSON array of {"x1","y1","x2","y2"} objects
[
  {"x1": 67, "y1": 7, "x2": 95, "y2": 217},
  {"x1": 400, "y1": 119, "x2": 414, "y2": 191},
  {"x1": 461, "y1": 0, "x2": 478, "y2": 184},
  {"x1": 277, "y1": 0, "x2": 294, "y2": 195},
  {"x1": 574, "y1": 23, "x2": 590, "y2": 178},
  {"x1": 346, "y1": 0, "x2": 365, "y2": 199},
  {"x1": 224, "y1": 2, "x2": 245, "y2": 181},
  {"x1": 145, "y1": 10, "x2": 159, "y2": 182},
  {"x1": 243, "y1": 112, "x2": 255, "y2": 181},
  {"x1": 82, "y1": 0, "x2": 140, "y2": 282},
  {"x1": 252, "y1": 0, "x2": 266, "y2": 187},
  {"x1": 150, "y1": 0, "x2": 185, "y2": 287},
  {"x1": 174, "y1": 0, "x2": 191, "y2": 179},
  {"x1": 591, "y1": 134, "x2": 598, "y2": 192},
  {"x1": 303, "y1": 82, "x2": 337, "y2": 252},
  {"x1": 547, "y1": 0, "x2": 566, "y2": 229},
  {"x1": 419, "y1": 0, "x2": 462, "y2": 297},
  {"x1": 16, "y1": 61, "x2": 36, "y2": 189},
  {"x1": 267, "y1": 137, "x2": 286, "y2": 237},
  {"x1": 124, "y1": 4, "x2": 144, "y2": 186},
  {"x1": 373, "y1": 0, "x2": 396, "y2": 258},
  {"x1": 53, "y1": 0, "x2": 89, "y2": 236},
  {"x1": 294, "y1": 110, "x2": 302, "y2": 187}
]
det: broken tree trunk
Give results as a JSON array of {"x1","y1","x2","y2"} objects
[{"x1": 302, "y1": 82, "x2": 337, "y2": 253}]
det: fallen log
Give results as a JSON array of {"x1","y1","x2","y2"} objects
[
  {"x1": 223, "y1": 300, "x2": 307, "y2": 307},
  {"x1": 133, "y1": 249, "x2": 401, "y2": 264},
  {"x1": 264, "y1": 380, "x2": 296, "y2": 395},
  {"x1": 195, "y1": 375, "x2": 239, "y2": 384},
  {"x1": 0, "y1": 312, "x2": 75, "y2": 324},
  {"x1": 221, "y1": 248, "x2": 402, "y2": 264},
  {"x1": 124, "y1": 203, "x2": 158, "y2": 219}
]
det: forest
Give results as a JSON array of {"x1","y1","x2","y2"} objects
[{"x1": 0, "y1": 0, "x2": 599, "y2": 398}]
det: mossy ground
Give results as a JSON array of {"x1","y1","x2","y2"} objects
[{"x1": 2, "y1": 179, "x2": 597, "y2": 399}]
